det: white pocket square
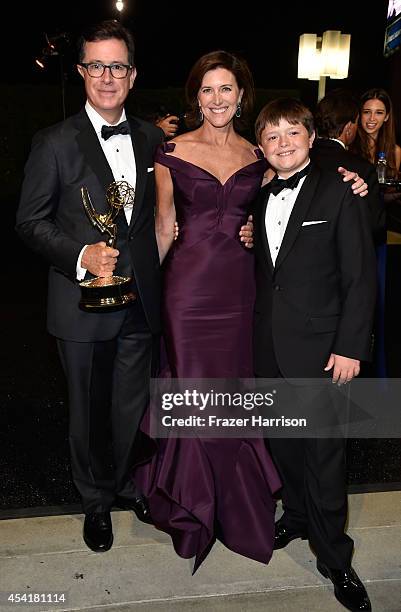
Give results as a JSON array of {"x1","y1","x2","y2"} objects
[
  {"x1": 147, "y1": 167, "x2": 154, "y2": 173},
  {"x1": 302, "y1": 220, "x2": 328, "y2": 226}
]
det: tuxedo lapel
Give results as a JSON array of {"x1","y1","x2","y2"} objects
[
  {"x1": 75, "y1": 111, "x2": 114, "y2": 208},
  {"x1": 128, "y1": 118, "x2": 147, "y2": 229},
  {"x1": 274, "y1": 165, "x2": 320, "y2": 271},
  {"x1": 258, "y1": 185, "x2": 274, "y2": 274},
  {"x1": 74, "y1": 111, "x2": 150, "y2": 229}
]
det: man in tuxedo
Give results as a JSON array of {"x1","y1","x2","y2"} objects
[
  {"x1": 253, "y1": 98, "x2": 376, "y2": 611},
  {"x1": 312, "y1": 88, "x2": 385, "y2": 245},
  {"x1": 16, "y1": 21, "x2": 163, "y2": 552}
]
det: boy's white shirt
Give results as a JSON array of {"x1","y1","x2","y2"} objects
[{"x1": 265, "y1": 160, "x2": 310, "y2": 266}]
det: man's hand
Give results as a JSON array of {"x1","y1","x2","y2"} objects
[
  {"x1": 324, "y1": 353, "x2": 360, "y2": 385},
  {"x1": 239, "y1": 214, "x2": 254, "y2": 248},
  {"x1": 81, "y1": 242, "x2": 119, "y2": 277},
  {"x1": 155, "y1": 114, "x2": 179, "y2": 139},
  {"x1": 338, "y1": 167, "x2": 368, "y2": 197}
]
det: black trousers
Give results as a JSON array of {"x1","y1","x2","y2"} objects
[
  {"x1": 259, "y1": 342, "x2": 354, "y2": 570},
  {"x1": 269, "y1": 435, "x2": 353, "y2": 569},
  {"x1": 57, "y1": 301, "x2": 153, "y2": 514}
]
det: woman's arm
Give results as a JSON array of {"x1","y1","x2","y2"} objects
[
  {"x1": 155, "y1": 162, "x2": 176, "y2": 263},
  {"x1": 394, "y1": 144, "x2": 401, "y2": 171}
]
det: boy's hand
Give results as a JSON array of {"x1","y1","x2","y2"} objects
[
  {"x1": 324, "y1": 353, "x2": 360, "y2": 385},
  {"x1": 338, "y1": 167, "x2": 368, "y2": 197}
]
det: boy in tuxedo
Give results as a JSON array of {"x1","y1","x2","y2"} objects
[{"x1": 253, "y1": 98, "x2": 376, "y2": 612}]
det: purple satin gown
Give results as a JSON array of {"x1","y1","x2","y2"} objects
[{"x1": 134, "y1": 142, "x2": 280, "y2": 572}]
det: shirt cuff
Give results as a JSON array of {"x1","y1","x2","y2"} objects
[{"x1": 76, "y1": 245, "x2": 88, "y2": 281}]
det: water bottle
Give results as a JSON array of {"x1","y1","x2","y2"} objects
[{"x1": 377, "y1": 151, "x2": 387, "y2": 184}]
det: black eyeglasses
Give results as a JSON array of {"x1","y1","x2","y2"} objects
[{"x1": 79, "y1": 62, "x2": 132, "y2": 78}]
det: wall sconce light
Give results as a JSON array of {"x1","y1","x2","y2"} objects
[
  {"x1": 34, "y1": 33, "x2": 68, "y2": 71},
  {"x1": 298, "y1": 30, "x2": 351, "y2": 101},
  {"x1": 34, "y1": 32, "x2": 70, "y2": 120}
]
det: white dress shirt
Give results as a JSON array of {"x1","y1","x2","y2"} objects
[
  {"x1": 265, "y1": 161, "x2": 309, "y2": 266},
  {"x1": 76, "y1": 102, "x2": 137, "y2": 280}
]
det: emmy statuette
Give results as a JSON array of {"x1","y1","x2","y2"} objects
[{"x1": 79, "y1": 181, "x2": 136, "y2": 311}]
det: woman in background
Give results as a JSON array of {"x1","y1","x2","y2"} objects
[
  {"x1": 351, "y1": 88, "x2": 401, "y2": 378},
  {"x1": 351, "y1": 88, "x2": 401, "y2": 176}
]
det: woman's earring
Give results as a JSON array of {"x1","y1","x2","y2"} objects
[
  {"x1": 235, "y1": 103, "x2": 242, "y2": 118},
  {"x1": 199, "y1": 108, "x2": 204, "y2": 122}
]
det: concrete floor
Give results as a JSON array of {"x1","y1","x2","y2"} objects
[{"x1": 0, "y1": 492, "x2": 400, "y2": 612}]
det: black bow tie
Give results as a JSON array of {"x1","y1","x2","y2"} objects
[
  {"x1": 269, "y1": 164, "x2": 311, "y2": 196},
  {"x1": 101, "y1": 120, "x2": 130, "y2": 140}
]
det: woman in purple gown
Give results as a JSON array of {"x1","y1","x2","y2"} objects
[{"x1": 133, "y1": 51, "x2": 281, "y2": 572}]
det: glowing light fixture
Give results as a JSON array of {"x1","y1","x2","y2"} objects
[
  {"x1": 34, "y1": 32, "x2": 70, "y2": 119},
  {"x1": 116, "y1": 1, "x2": 124, "y2": 11},
  {"x1": 298, "y1": 30, "x2": 351, "y2": 101}
]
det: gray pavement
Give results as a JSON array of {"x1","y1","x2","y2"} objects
[{"x1": 0, "y1": 492, "x2": 400, "y2": 612}]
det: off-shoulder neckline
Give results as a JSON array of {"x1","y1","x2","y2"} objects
[{"x1": 157, "y1": 142, "x2": 265, "y2": 187}]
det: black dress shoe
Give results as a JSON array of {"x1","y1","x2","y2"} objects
[
  {"x1": 274, "y1": 521, "x2": 307, "y2": 550},
  {"x1": 317, "y1": 561, "x2": 372, "y2": 611},
  {"x1": 83, "y1": 511, "x2": 113, "y2": 552},
  {"x1": 114, "y1": 495, "x2": 153, "y2": 525}
]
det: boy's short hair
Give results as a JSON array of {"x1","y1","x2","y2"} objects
[{"x1": 255, "y1": 97, "x2": 314, "y2": 144}]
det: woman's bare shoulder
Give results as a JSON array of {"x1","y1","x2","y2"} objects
[
  {"x1": 168, "y1": 130, "x2": 202, "y2": 155},
  {"x1": 236, "y1": 135, "x2": 259, "y2": 155},
  {"x1": 170, "y1": 130, "x2": 200, "y2": 144}
]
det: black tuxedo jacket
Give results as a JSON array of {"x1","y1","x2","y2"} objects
[
  {"x1": 311, "y1": 138, "x2": 385, "y2": 245},
  {"x1": 253, "y1": 163, "x2": 377, "y2": 378},
  {"x1": 17, "y1": 109, "x2": 163, "y2": 341}
]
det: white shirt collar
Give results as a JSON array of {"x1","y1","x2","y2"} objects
[
  {"x1": 85, "y1": 101, "x2": 127, "y2": 137},
  {"x1": 327, "y1": 137, "x2": 346, "y2": 150}
]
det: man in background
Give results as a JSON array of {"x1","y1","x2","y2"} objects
[{"x1": 312, "y1": 88, "x2": 385, "y2": 245}]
